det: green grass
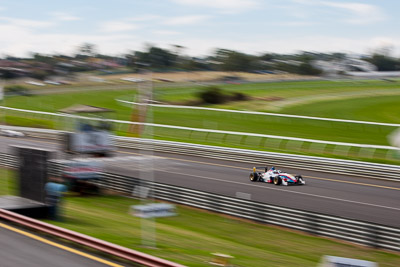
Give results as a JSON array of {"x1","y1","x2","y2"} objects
[
  {"x1": 50, "y1": 195, "x2": 400, "y2": 267},
  {"x1": 0, "y1": 168, "x2": 17, "y2": 195},
  {"x1": 4, "y1": 83, "x2": 398, "y2": 145},
  {"x1": 149, "y1": 106, "x2": 394, "y2": 145},
  {"x1": 4, "y1": 90, "x2": 134, "y2": 121},
  {"x1": 4, "y1": 115, "x2": 55, "y2": 129},
  {"x1": 1, "y1": 171, "x2": 399, "y2": 266},
  {"x1": 157, "y1": 79, "x2": 400, "y2": 105},
  {"x1": 3, "y1": 79, "x2": 400, "y2": 163},
  {"x1": 282, "y1": 94, "x2": 400, "y2": 123}
]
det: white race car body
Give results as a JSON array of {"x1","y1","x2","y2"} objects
[{"x1": 250, "y1": 167, "x2": 305, "y2": 185}]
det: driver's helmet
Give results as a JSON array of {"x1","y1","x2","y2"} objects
[{"x1": 270, "y1": 166, "x2": 275, "y2": 171}]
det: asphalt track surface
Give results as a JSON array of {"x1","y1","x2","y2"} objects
[
  {"x1": 0, "y1": 222, "x2": 125, "y2": 267},
  {"x1": 1, "y1": 136, "x2": 399, "y2": 227}
]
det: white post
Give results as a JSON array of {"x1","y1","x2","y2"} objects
[{"x1": 138, "y1": 68, "x2": 156, "y2": 248}]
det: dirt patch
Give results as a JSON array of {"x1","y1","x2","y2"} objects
[
  {"x1": 168, "y1": 99, "x2": 203, "y2": 106},
  {"x1": 83, "y1": 71, "x2": 315, "y2": 83},
  {"x1": 255, "y1": 96, "x2": 284, "y2": 101}
]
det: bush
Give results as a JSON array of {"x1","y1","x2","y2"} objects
[
  {"x1": 30, "y1": 70, "x2": 48, "y2": 81},
  {"x1": 198, "y1": 86, "x2": 227, "y2": 104},
  {"x1": 198, "y1": 86, "x2": 249, "y2": 104},
  {"x1": 231, "y1": 92, "x2": 248, "y2": 101},
  {"x1": 4, "y1": 85, "x2": 32, "y2": 96}
]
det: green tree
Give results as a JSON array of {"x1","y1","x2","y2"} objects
[
  {"x1": 4, "y1": 85, "x2": 31, "y2": 96},
  {"x1": 0, "y1": 68, "x2": 18, "y2": 79},
  {"x1": 365, "y1": 54, "x2": 400, "y2": 71},
  {"x1": 128, "y1": 46, "x2": 177, "y2": 70},
  {"x1": 213, "y1": 49, "x2": 257, "y2": 72},
  {"x1": 148, "y1": 46, "x2": 176, "y2": 68},
  {"x1": 31, "y1": 53, "x2": 55, "y2": 64},
  {"x1": 30, "y1": 70, "x2": 49, "y2": 81},
  {"x1": 298, "y1": 62, "x2": 322, "y2": 75},
  {"x1": 259, "y1": 53, "x2": 275, "y2": 61},
  {"x1": 79, "y1": 43, "x2": 97, "y2": 57}
]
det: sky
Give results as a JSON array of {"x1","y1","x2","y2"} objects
[{"x1": 0, "y1": 0, "x2": 399, "y2": 58}]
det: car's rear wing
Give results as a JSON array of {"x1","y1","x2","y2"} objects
[{"x1": 252, "y1": 166, "x2": 268, "y2": 172}]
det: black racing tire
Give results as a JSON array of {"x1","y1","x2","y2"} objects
[
  {"x1": 249, "y1": 172, "x2": 259, "y2": 182},
  {"x1": 296, "y1": 175, "x2": 304, "y2": 185},
  {"x1": 273, "y1": 176, "x2": 282, "y2": 185}
]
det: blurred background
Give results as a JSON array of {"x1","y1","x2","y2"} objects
[{"x1": 0, "y1": 1, "x2": 400, "y2": 267}]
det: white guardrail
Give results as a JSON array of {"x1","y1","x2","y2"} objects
[{"x1": 1, "y1": 125, "x2": 400, "y2": 181}]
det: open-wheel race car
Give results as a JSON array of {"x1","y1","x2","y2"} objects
[
  {"x1": 0, "y1": 129, "x2": 25, "y2": 137},
  {"x1": 249, "y1": 166, "x2": 305, "y2": 186}
]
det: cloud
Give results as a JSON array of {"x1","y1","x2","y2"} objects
[
  {"x1": 369, "y1": 37, "x2": 398, "y2": 53},
  {"x1": 164, "y1": 15, "x2": 210, "y2": 25},
  {"x1": 51, "y1": 12, "x2": 81, "y2": 21},
  {"x1": 129, "y1": 14, "x2": 161, "y2": 22},
  {"x1": 321, "y1": 1, "x2": 386, "y2": 24},
  {"x1": 99, "y1": 21, "x2": 139, "y2": 32},
  {"x1": 171, "y1": 0, "x2": 260, "y2": 13},
  {"x1": 1, "y1": 21, "x2": 400, "y2": 58},
  {"x1": 292, "y1": 0, "x2": 386, "y2": 24},
  {"x1": 0, "y1": 16, "x2": 53, "y2": 28},
  {"x1": 279, "y1": 21, "x2": 313, "y2": 27},
  {"x1": 153, "y1": 30, "x2": 181, "y2": 35},
  {"x1": 0, "y1": 1, "x2": 395, "y2": 58},
  {"x1": 0, "y1": 21, "x2": 140, "y2": 56}
]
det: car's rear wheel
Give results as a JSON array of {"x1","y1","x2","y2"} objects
[
  {"x1": 249, "y1": 172, "x2": 259, "y2": 182},
  {"x1": 273, "y1": 176, "x2": 282, "y2": 185}
]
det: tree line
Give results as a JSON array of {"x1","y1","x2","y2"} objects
[{"x1": 1, "y1": 43, "x2": 400, "y2": 81}]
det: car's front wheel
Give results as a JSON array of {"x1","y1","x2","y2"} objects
[
  {"x1": 296, "y1": 175, "x2": 305, "y2": 185},
  {"x1": 249, "y1": 172, "x2": 259, "y2": 182},
  {"x1": 273, "y1": 176, "x2": 282, "y2": 185}
]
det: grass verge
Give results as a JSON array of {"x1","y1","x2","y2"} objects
[
  {"x1": 0, "y1": 168, "x2": 17, "y2": 195},
  {"x1": 4, "y1": 115, "x2": 55, "y2": 129}
]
